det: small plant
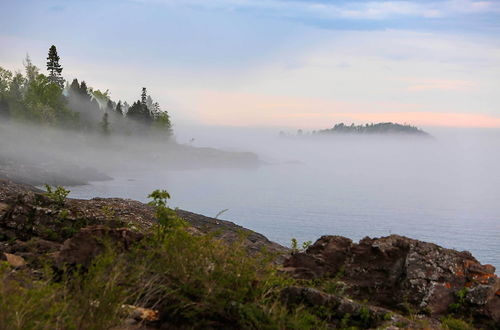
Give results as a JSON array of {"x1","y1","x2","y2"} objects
[
  {"x1": 359, "y1": 305, "x2": 371, "y2": 327},
  {"x1": 448, "y1": 287, "x2": 468, "y2": 313},
  {"x1": 101, "y1": 205, "x2": 116, "y2": 221},
  {"x1": 340, "y1": 313, "x2": 351, "y2": 328},
  {"x1": 290, "y1": 238, "x2": 313, "y2": 253},
  {"x1": 302, "y1": 240, "x2": 312, "y2": 250},
  {"x1": 148, "y1": 189, "x2": 185, "y2": 236},
  {"x1": 214, "y1": 208, "x2": 229, "y2": 219},
  {"x1": 44, "y1": 184, "x2": 70, "y2": 207}
]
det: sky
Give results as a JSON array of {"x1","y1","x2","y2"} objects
[{"x1": 0, "y1": 0, "x2": 499, "y2": 129}]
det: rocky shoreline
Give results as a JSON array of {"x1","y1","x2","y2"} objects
[{"x1": 0, "y1": 178, "x2": 498, "y2": 329}]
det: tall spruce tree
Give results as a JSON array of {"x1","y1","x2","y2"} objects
[
  {"x1": 46, "y1": 45, "x2": 64, "y2": 88},
  {"x1": 141, "y1": 87, "x2": 147, "y2": 107}
]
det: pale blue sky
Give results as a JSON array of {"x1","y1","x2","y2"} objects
[{"x1": 1, "y1": 0, "x2": 499, "y2": 127}]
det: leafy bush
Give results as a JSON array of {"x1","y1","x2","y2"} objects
[
  {"x1": 147, "y1": 189, "x2": 186, "y2": 236},
  {"x1": 44, "y1": 184, "x2": 70, "y2": 207}
]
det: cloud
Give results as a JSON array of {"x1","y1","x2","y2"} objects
[
  {"x1": 405, "y1": 79, "x2": 476, "y2": 91},
  {"x1": 136, "y1": 0, "x2": 500, "y2": 20},
  {"x1": 177, "y1": 90, "x2": 490, "y2": 128}
]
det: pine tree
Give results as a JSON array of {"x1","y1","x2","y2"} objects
[
  {"x1": 79, "y1": 81, "x2": 89, "y2": 98},
  {"x1": 141, "y1": 87, "x2": 147, "y2": 107},
  {"x1": 46, "y1": 45, "x2": 64, "y2": 88},
  {"x1": 115, "y1": 101, "x2": 123, "y2": 116},
  {"x1": 127, "y1": 88, "x2": 152, "y2": 123},
  {"x1": 69, "y1": 79, "x2": 80, "y2": 98}
]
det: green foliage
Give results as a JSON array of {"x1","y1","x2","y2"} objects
[
  {"x1": 0, "y1": 249, "x2": 130, "y2": 329},
  {"x1": 148, "y1": 189, "x2": 186, "y2": 235},
  {"x1": 44, "y1": 184, "x2": 70, "y2": 207},
  {"x1": 2, "y1": 51, "x2": 175, "y2": 137},
  {"x1": 0, "y1": 224, "x2": 330, "y2": 329},
  {"x1": 359, "y1": 305, "x2": 370, "y2": 327},
  {"x1": 448, "y1": 287, "x2": 468, "y2": 313},
  {"x1": 122, "y1": 228, "x2": 327, "y2": 328},
  {"x1": 340, "y1": 313, "x2": 352, "y2": 328},
  {"x1": 46, "y1": 45, "x2": 64, "y2": 88},
  {"x1": 151, "y1": 111, "x2": 172, "y2": 136},
  {"x1": 290, "y1": 238, "x2": 312, "y2": 253},
  {"x1": 441, "y1": 316, "x2": 474, "y2": 330}
]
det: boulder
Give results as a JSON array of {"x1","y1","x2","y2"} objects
[
  {"x1": 1, "y1": 252, "x2": 26, "y2": 268},
  {"x1": 283, "y1": 234, "x2": 500, "y2": 324},
  {"x1": 279, "y1": 286, "x2": 426, "y2": 328},
  {"x1": 56, "y1": 225, "x2": 144, "y2": 267}
]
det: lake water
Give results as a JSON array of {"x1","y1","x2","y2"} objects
[{"x1": 68, "y1": 127, "x2": 500, "y2": 270}]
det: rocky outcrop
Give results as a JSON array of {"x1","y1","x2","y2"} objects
[
  {"x1": 0, "y1": 179, "x2": 288, "y2": 264},
  {"x1": 56, "y1": 226, "x2": 144, "y2": 267},
  {"x1": 0, "y1": 156, "x2": 112, "y2": 186},
  {"x1": 175, "y1": 210, "x2": 289, "y2": 262},
  {"x1": 283, "y1": 235, "x2": 500, "y2": 325},
  {"x1": 279, "y1": 286, "x2": 434, "y2": 329}
]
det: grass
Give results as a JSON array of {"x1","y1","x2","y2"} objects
[{"x1": 0, "y1": 214, "x2": 331, "y2": 330}]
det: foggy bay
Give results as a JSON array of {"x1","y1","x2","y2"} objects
[{"x1": 68, "y1": 126, "x2": 500, "y2": 269}]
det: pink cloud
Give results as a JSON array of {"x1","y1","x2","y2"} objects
[{"x1": 186, "y1": 90, "x2": 499, "y2": 128}]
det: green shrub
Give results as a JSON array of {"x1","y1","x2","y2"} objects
[
  {"x1": 0, "y1": 253, "x2": 129, "y2": 330},
  {"x1": 44, "y1": 184, "x2": 70, "y2": 207},
  {"x1": 147, "y1": 189, "x2": 186, "y2": 236},
  {"x1": 290, "y1": 238, "x2": 312, "y2": 253}
]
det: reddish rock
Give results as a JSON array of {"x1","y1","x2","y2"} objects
[{"x1": 284, "y1": 234, "x2": 500, "y2": 324}]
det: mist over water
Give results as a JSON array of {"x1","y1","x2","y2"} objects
[{"x1": 67, "y1": 125, "x2": 500, "y2": 269}]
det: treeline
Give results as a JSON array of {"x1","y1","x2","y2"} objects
[
  {"x1": 0, "y1": 45, "x2": 172, "y2": 137},
  {"x1": 280, "y1": 122, "x2": 429, "y2": 137},
  {"x1": 317, "y1": 122, "x2": 428, "y2": 135}
]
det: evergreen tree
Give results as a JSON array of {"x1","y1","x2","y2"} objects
[
  {"x1": 152, "y1": 111, "x2": 172, "y2": 136},
  {"x1": 127, "y1": 88, "x2": 152, "y2": 123},
  {"x1": 79, "y1": 81, "x2": 89, "y2": 99},
  {"x1": 115, "y1": 101, "x2": 123, "y2": 116},
  {"x1": 68, "y1": 78, "x2": 80, "y2": 98},
  {"x1": 46, "y1": 45, "x2": 64, "y2": 88},
  {"x1": 126, "y1": 101, "x2": 143, "y2": 121},
  {"x1": 141, "y1": 87, "x2": 147, "y2": 107}
]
